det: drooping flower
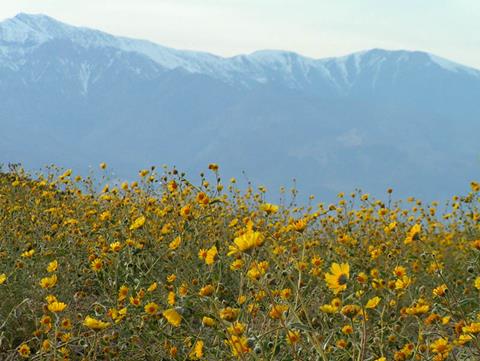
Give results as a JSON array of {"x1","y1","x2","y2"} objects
[
  {"x1": 365, "y1": 296, "x2": 381, "y2": 309},
  {"x1": 189, "y1": 340, "x2": 204, "y2": 360},
  {"x1": 404, "y1": 224, "x2": 421, "y2": 244},
  {"x1": 129, "y1": 216, "x2": 146, "y2": 230},
  {"x1": 83, "y1": 316, "x2": 110, "y2": 330},
  {"x1": 228, "y1": 230, "x2": 264, "y2": 256},
  {"x1": 163, "y1": 308, "x2": 182, "y2": 327},
  {"x1": 39, "y1": 274, "x2": 58, "y2": 289},
  {"x1": 205, "y1": 245, "x2": 218, "y2": 265},
  {"x1": 433, "y1": 284, "x2": 448, "y2": 297},
  {"x1": 47, "y1": 260, "x2": 58, "y2": 273},
  {"x1": 47, "y1": 301, "x2": 67, "y2": 313}
]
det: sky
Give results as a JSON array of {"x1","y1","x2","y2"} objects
[{"x1": 1, "y1": 0, "x2": 480, "y2": 68}]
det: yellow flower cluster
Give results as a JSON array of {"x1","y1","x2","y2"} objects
[{"x1": 0, "y1": 165, "x2": 479, "y2": 360}]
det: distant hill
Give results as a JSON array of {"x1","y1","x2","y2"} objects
[{"x1": 1, "y1": 13, "x2": 479, "y2": 201}]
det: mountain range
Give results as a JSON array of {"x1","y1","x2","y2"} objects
[{"x1": 1, "y1": 13, "x2": 479, "y2": 201}]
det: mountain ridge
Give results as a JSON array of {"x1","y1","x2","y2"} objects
[
  {"x1": 0, "y1": 13, "x2": 479, "y2": 201},
  {"x1": 1, "y1": 13, "x2": 479, "y2": 87}
]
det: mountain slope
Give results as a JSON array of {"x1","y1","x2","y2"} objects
[{"x1": 1, "y1": 13, "x2": 479, "y2": 201}]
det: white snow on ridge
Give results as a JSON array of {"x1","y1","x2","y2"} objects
[
  {"x1": 429, "y1": 54, "x2": 480, "y2": 77},
  {"x1": 1, "y1": 13, "x2": 480, "y2": 85}
]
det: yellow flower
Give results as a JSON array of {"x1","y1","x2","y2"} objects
[
  {"x1": 179, "y1": 283, "x2": 188, "y2": 296},
  {"x1": 341, "y1": 304, "x2": 361, "y2": 318},
  {"x1": 99, "y1": 211, "x2": 111, "y2": 221},
  {"x1": 395, "y1": 276, "x2": 412, "y2": 290},
  {"x1": 471, "y1": 181, "x2": 480, "y2": 192},
  {"x1": 180, "y1": 205, "x2": 192, "y2": 218},
  {"x1": 286, "y1": 330, "x2": 301, "y2": 344},
  {"x1": 230, "y1": 259, "x2": 244, "y2": 271},
  {"x1": 83, "y1": 315, "x2": 110, "y2": 330},
  {"x1": 60, "y1": 318, "x2": 72, "y2": 329},
  {"x1": 405, "y1": 299, "x2": 430, "y2": 315},
  {"x1": 325, "y1": 263, "x2": 350, "y2": 294},
  {"x1": 168, "y1": 291, "x2": 176, "y2": 305},
  {"x1": 169, "y1": 236, "x2": 181, "y2": 250},
  {"x1": 18, "y1": 343, "x2": 30, "y2": 358},
  {"x1": 198, "y1": 248, "x2": 208, "y2": 260},
  {"x1": 118, "y1": 285, "x2": 129, "y2": 301},
  {"x1": 260, "y1": 203, "x2": 279, "y2": 214},
  {"x1": 167, "y1": 180, "x2": 178, "y2": 192},
  {"x1": 189, "y1": 340, "x2": 204, "y2": 359},
  {"x1": 365, "y1": 296, "x2": 381, "y2": 309},
  {"x1": 147, "y1": 282, "x2": 158, "y2": 292},
  {"x1": 205, "y1": 245, "x2": 218, "y2": 265},
  {"x1": 199, "y1": 284, "x2": 215, "y2": 297},
  {"x1": 226, "y1": 335, "x2": 251, "y2": 357},
  {"x1": 42, "y1": 339, "x2": 52, "y2": 352},
  {"x1": 0, "y1": 273, "x2": 6, "y2": 285},
  {"x1": 129, "y1": 296, "x2": 141, "y2": 307},
  {"x1": 163, "y1": 308, "x2": 182, "y2": 327},
  {"x1": 475, "y1": 276, "x2": 480, "y2": 290},
  {"x1": 219, "y1": 307, "x2": 240, "y2": 322},
  {"x1": 430, "y1": 338, "x2": 451, "y2": 356},
  {"x1": 90, "y1": 258, "x2": 103, "y2": 272},
  {"x1": 357, "y1": 272, "x2": 368, "y2": 283},
  {"x1": 269, "y1": 304, "x2": 288, "y2": 319},
  {"x1": 109, "y1": 307, "x2": 127, "y2": 323},
  {"x1": 433, "y1": 284, "x2": 448, "y2": 297},
  {"x1": 341, "y1": 325, "x2": 353, "y2": 334},
  {"x1": 393, "y1": 266, "x2": 407, "y2": 277},
  {"x1": 208, "y1": 163, "x2": 219, "y2": 171},
  {"x1": 320, "y1": 304, "x2": 338, "y2": 313},
  {"x1": 144, "y1": 302, "x2": 159, "y2": 315},
  {"x1": 291, "y1": 218, "x2": 307, "y2": 232},
  {"x1": 129, "y1": 216, "x2": 146, "y2": 230},
  {"x1": 462, "y1": 322, "x2": 480, "y2": 334},
  {"x1": 21, "y1": 249, "x2": 35, "y2": 258},
  {"x1": 456, "y1": 334, "x2": 472, "y2": 345},
  {"x1": 202, "y1": 316, "x2": 216, "y2": 327},
  {"x1": 48, "y1": 301, "x2": 67, "y2": 313},
  {"x1": 196, "y1": 192, "x2": 210, "y2": 205},
  {"x1": 227, "y1": 321, "x2": 246, "y2": 336},
  {"x1": 39, "y1": 274, "x2": 58, "y2": 289},
  {"x1": 47, "y1": 260, "x2": 58, "y2": 272},
  {"x1": 45, "y1": 294, "x2": 57, "y2": 304},
  {"x1": 404, "y1": 223, "x2": 421, "y2": 245},
  {"x1": 109, "y1": 241, "x2": 122, "y2": 252},
  {"x1": 228, "y1": 230, "x2": 264, "y2": 256}
]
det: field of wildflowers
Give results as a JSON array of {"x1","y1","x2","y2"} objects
[{"x1": 0, "y1": 164, "x2": 479, "y2": 360}]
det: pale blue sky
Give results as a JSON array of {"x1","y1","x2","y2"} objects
[{"x1": 1, "y1": 0, "x2": 479, "y2": 68}]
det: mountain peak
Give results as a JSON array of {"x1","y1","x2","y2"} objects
[
  {"x1": 14, "y1": 12, "x2": 56, "y2": 22},
  {"x1": 0, "y1": 13, "x2": 74, "y2": 45}
]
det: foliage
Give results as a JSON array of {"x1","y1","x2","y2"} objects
[{"x1": 1, "y1": 165, "x2": 480, "y2": 360}]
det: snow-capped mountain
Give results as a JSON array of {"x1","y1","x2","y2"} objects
[{"x1": 1, "y1": 13, "x2": 479, "y2": 201}]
